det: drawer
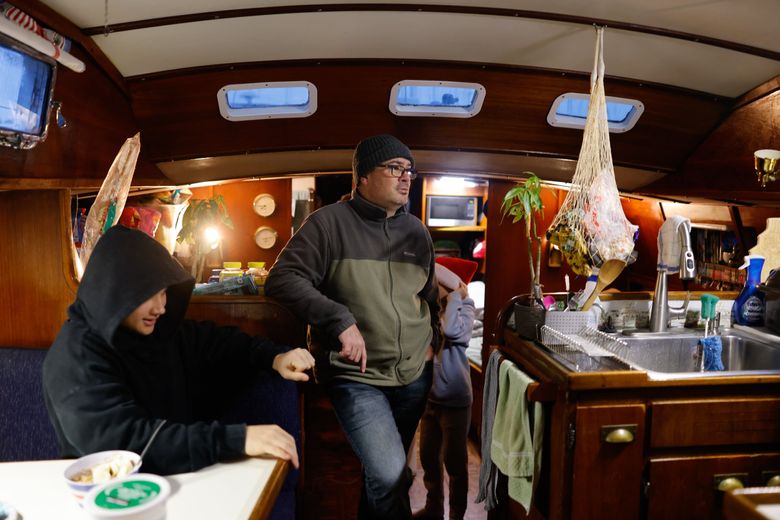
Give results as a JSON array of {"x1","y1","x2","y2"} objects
[
  {"x1": 647, "y1": 452, "x2": 780, "y2": 520},
  {"x1": 650, "y1": 397, "x2": 780, "y2": 448}
]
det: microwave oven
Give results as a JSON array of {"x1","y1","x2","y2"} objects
[{"x1": 425, "y1": 195, "x2": 481, "y2": 227}]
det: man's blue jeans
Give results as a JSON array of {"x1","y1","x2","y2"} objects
[{"x1": 326, "y1": 362, "x2": 432, "y2": 520}]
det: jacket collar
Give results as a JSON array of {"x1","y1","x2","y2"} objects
[{"x1": 349, "y1": 189, "x2": 409, "y2": 221}]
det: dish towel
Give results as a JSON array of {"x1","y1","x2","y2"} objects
[
  {"x1": 490, "y1": 360, "x2": 544, "y2": 515},
  {"x1": 657, "y1": 216, "x2": 691, "y2": 273},
  {"x1": 476, "y1": 349, "x2": 502, "y2": 510}
]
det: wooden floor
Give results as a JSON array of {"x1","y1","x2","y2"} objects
[{"x1": 300, "y1": 386, "x2": 487, "y2": 520}]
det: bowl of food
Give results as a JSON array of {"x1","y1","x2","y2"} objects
[{"x1": 64, "y1": 450, "x2": 141, "y2": 504}]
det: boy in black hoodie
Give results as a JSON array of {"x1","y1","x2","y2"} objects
[{"x1": 43, "y1": 226, "x2": 314, "y2": 474}]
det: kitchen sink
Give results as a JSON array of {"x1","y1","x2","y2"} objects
[
  {"x1": 615, "y1": 328, "x2": 780, "y2": 375},
  {"x1": 537, "y1": 326, "x2": 780, "y2": 377}
]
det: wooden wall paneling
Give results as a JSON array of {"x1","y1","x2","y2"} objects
[
  {"x1": 620, "y1": 198, "x2": 665, "y2": 291},
  {"x1": 482, "y1": 181, "x2": 569, "y2": 355},
  {"x1": 0, "y1": 45, "x2": 166, "y2": 186},
  {"x1": 0, "y1": 190, "x2": 77, "y2": 347},
  {"x1": 644, "y1": 89, "x2": 780, "y2": 204},
  {"x1": 213, "y1": 179, "x2": 292, "y2": 269},
  {"x1": 186, "y1": 179, "x2": 293, "y2": 275},
  {"x1": 129, "y1": 63, "x2": 728, "y2": 176}
]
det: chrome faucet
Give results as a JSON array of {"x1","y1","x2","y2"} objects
[{"x1": 649, "y1": 224, "x2": 696, "y2": 332}]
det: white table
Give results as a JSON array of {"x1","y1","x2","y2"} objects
[{"x1": 0, "y1": 457, "x2": 287, "y2": 520}]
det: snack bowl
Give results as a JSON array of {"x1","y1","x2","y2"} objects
[
  {"x1": 83, "y1": 473, "x2": 170, "y2": 520},
  {"x1": 64, "y1": 450, "x2": 141, "y2": 505}
]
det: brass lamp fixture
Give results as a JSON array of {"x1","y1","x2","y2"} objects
[{"x1": 754, "y1": 149, "x2": 780, "y2": 187}]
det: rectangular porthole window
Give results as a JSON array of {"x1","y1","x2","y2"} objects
[
  {"x1": 217, "y1": 81, "x2": 317, "y2": 121},
  {"x1": 389, "y1": 80, "x2": 485, "y2": 118},
  {"x1": 547, "y1": 93, "x2": 644, "y2": 133}
]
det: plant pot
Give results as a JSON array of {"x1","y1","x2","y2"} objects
[{"x1": 513, "y1": 295, "x2": 545, "y2": 340}]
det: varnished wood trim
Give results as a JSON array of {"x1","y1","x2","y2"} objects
[
  {"x1": 81, "y1": 4, "x2": 780, "y2": 61},
  {"x1": 58, "y1": 190, "x2": 80, "y2": 292},
  {"x1": 10, "y1": 0, "x2": 129, "y2": 97},
  {"x1": 249, "y1": 459, "x2": 289, "y2": 520},
  {"x1": 0, "y1": 178, "x2": 174, "y2": 190},
  {"x1": 733, "y1": 75, "x2": 780, "y2": 110}
]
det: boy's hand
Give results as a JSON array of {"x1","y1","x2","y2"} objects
[
  {"x1": 272, "y1": 348, "x2": 315, "y2": 381},
  {"x1": 245, "y1": 424, "x2": 299, "y2": 468}
]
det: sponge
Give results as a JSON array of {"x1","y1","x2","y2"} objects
[{"x1": 699, "y1": 335, "x2": 724, "y2": 371}]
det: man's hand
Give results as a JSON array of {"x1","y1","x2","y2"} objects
[
  {"x1": 245, "y1": 424, "x2": 299, "y2": 469},
  {"x1": 338, "y1": 324, "x2": 367, "y2": 373},
  {"x1": 272, "y1": 348, "x2": 315, "y2": 381}
]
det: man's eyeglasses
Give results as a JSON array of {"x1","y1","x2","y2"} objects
[{"x1": 378, "y1": 163, "x2": 418, "y2": 180}]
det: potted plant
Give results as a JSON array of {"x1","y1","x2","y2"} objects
[
  {"x1": 501, "y1": 174, "x2": 547, "y2": 339},
  {"x1": 501, "y1": 173, "x2": 545, "y2": 303},
  {"x1": 177, "y1": 194, "x2": 234, "y2": 282}
]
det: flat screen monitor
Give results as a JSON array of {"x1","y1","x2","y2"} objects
[{"x1": 0, "y1": 35, "x2": 55, "y2": 149}]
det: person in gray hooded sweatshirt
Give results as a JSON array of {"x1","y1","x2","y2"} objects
[{"x1": 43, "y1": 225, "x2": 314, "y2": 474}]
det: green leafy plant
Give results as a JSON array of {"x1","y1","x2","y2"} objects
[
  {"x1": 177, "y1": 194, "x2": 234, "y2": 281},
  {"x1": 501, "y1": 173, "x2": 545, "y2": 303}
]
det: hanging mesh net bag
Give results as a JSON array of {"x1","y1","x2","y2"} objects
[{"x1": 548, "y1": 27, "x2": 638, "y2": 276}]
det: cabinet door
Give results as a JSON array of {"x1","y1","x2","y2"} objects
[
  {"x1": 647, "y1": 452, "x2": 780, "y2": 520},
  {"x1": 571, "y1": 404, "x2": 646, "y2": 520}
]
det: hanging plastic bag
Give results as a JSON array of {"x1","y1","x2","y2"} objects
[
  {"x1": 78, "y1": 133, "x2": 141, "y2": 273},
  {"x1": 548, "y1": 28, "x2": 638, "y2": 276}
]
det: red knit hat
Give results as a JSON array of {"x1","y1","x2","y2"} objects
[{"x1": 435, "y1": 257, "x2": 478, "y2": 284}]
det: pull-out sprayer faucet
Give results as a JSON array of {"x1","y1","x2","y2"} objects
[{"x1": 649, "y1": 225, "x2": 696, "y2": 332}]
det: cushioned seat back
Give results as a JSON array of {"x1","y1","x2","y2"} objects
[
  {"x1": 186, "y1": 296, "x2": 307, "y2": 520},
  {"x1": 0, "y1": 347, "x2": 59, "y2": 461}
]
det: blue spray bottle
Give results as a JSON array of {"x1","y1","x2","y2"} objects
[{"x1": 731, "y1": 255, "x2": 765, "y2": 326}]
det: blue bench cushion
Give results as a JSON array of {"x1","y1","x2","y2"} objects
[{"x1": 0, "y1": 348, "x2": 60, "y2": 461}]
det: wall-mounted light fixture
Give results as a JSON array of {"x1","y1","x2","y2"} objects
[{"x1": 754, "y1": 149, "x2": 780, "y2": 188}]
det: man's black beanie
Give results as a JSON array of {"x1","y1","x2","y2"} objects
[{"x1": 352, "y1": 134, "x2": 414, "y2": 183}]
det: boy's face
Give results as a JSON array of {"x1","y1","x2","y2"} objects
[{"x1": 121, "y1": 289, "x2": 167, "y2": 335}]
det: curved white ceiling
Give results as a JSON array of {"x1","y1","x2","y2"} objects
[{"x1": 38, "y1": 0, "x2": 780, "y2": 97}]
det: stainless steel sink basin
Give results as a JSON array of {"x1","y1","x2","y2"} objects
[
  {"x1": 616, "y1": 328, "x2": 780, "y2": 375},
  {"x1": 536, "y1": 325, "x2": 780, "y2": 377}
]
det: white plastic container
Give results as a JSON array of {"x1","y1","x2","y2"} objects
[{"x1": 83, "y1": 473, "x2": 170, "y2": 520}]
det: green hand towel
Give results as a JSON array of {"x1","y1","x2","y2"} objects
[{"x1": 490, "y1": 360, "x2": 544, "y2": 514}]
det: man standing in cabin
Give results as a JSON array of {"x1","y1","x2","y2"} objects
[
  {"x1": 43, "y1": 226, "x2": 315, "y2": 474},
  {"x1": 266, "y1": 134, "x2": 441, "y2": 519}
]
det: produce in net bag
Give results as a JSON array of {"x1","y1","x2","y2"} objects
[
  {"x1": 548, "y1": 27, "x2": 638, "y2": 276},
  {"x1": 78, "y1": 133, "x2": 141, "y2": 273}
]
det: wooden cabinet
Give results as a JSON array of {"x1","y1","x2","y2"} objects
[
  {"x1": 494, "y1": 329, "x2": 780, "y2": 520},
  {"x1": 644, "y1": 397, "x2": 780, "y2": 519},
  {"x1": 571, "y1": 404, "x2": 646, "y2": 519},
  {"x1": 647, "y1": 453, "x2": 780, "y2": 519}
]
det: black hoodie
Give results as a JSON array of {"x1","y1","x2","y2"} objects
[{"x1": 43, "y1": 226, "x2": 288, "y2": 474}]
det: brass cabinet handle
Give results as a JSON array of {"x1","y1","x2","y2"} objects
[
  {"x1": 601, "y1": 424, "x2": 637, "y2": 444},
  {"x1": 766, "y1": 474, "x2": 780, "y2": 487},
  {"x1": 714, "y1": 474, "x2": 746, "y2": 492}
]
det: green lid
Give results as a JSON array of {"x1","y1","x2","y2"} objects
[
  {"x1": 247, "y1": 261, "x2": 266, "y2": 269},
  {"x1": 223, "y1": 261, "x2": 242, "y2": 269},
  {"x1": 93, "y1": 479, "x2": 161, "y2": 510}
]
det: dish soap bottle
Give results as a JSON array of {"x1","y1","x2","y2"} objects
[{"x1": 731, "y1": 255, "x2": 765, "y2": 326}]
